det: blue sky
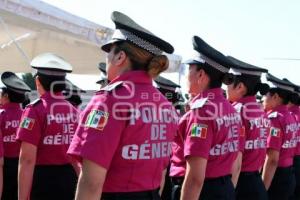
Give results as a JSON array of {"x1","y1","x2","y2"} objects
[{"x1": 42, "y1": 0, "x2": 300, "y2": 84}]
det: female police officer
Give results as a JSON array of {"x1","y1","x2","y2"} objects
[
  {"x1": 262, "y1": 74, "x2": 297, "y2": 200},
  {"x1": 280, "y1": 78, "x2": 300, "y2": 199},
  {"x1": 171, "y1": 36, "x2": 242, "y2": 200},
  {"x1": 226, "y1": 57, "x2": 270, "y2": 200},
  {"x1": 68, "y1": 11, "x2": 178, "y2": 200},
  {"x1": 16, "y1": 53, "x2": 80, "y2": 200},
  {"x1": 0, "y1": 72, "x2": 31, "y2": 200}
]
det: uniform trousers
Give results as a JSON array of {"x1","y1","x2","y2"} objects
[
  {"x1": 170, "y1": 176, "x2": 184, "y2": 200},
  {"x1": 200, "y1": 175, "x2": 235, "y2": 200},
  {"x1": 171, "y1": 175, "x2": 235, "y2": 200},
  {"x1": 1, "y1": 157, "x2": 19, "y2": 200},
  {"x1": 268, "y1": 166, "x2": 296, "y2": 200},
  {"x1": 30, "y1": 164, "x2": 77, "y2": 200},
  {"x1": 293, "y1": 156, "x2": 300, "y2": 200},
  {"x1": 235, "y1": 171, "x2": 268, "y2": 200}
]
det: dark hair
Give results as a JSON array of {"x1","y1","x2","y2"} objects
[
  {"x1": 37, "y1": 74, "x2": 66, "y2": 92},
  {"x1": 65, "y1": 94, "x2": 82, "y2": 107},
  {"x1": 288, "y1": 92, "x2": 300, "y2": 105},
  {"x1": 233, "y1": 75, "x2": 269, "y2": 96},
  {"x1": 269, "y1": 88, "x2": 290, "y2": 105},
  {"x1": 1, "y1": 87, "x2": 26, "y2": 103},
  {"x1": 22, "y1": 94, "x2": 31, "y2": 109},
  {"x1": 195, "y1": 63, "x2": 234, "y2": 88}
]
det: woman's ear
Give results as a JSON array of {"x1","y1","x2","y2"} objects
[
  {"x1": 113, "y1": 50, "x2": 127, "y2": 67},
  {"x1": 238, "y1": 82, "x2": 247, "y2": 94}
]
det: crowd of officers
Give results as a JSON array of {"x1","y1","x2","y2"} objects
[{"x1": 0, "y1": 10, "x2": 299, "y2": 200}]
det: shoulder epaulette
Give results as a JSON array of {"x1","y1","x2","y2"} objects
[
  {"x1": 191, "y1": 98, "x2": 208, "y2": 110},
  {"x1": 268, "y1": 111, "x2": 278, "y2": 119},
  {"x1": 27, "y1": 99, "x2": 41, "y2": 107},
  {"x1": 234, "y1": 103, "x2": 243, "y2": 113},
  {"x1": 0, "y1": 109, "x2": 4, "y2": 114},
  {"x1": 99, "y1": 81, "x2": 123, "y2": 92}
]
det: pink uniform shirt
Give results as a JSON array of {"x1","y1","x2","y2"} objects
[
  {"x1": 233, "y1": 96, "x2": 271, "y2": 172},
  {"x1": 68, "y1": 71, "x2": 178, "y2": 192},
  {"x1": 289, "y1": 105, "x2": 300, "y2": 156},
  {"x1": 0, "y1": 103, "x2": 23, "y2": 158},
  {"x1": 16, "y1": 92, "x2": 79, "y2": 165},
  {"x1": 267, "y1": 105, "x2": 297, "y2": 167},
  {"x1": 171, "y1": 88, "x2": 242, "y2": 178},
  {"x1": 0, "y1": 109, "x2": 4, "y2": 157}
]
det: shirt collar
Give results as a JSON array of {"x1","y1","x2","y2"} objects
[
  {"x1": 289, "y1": 105, "x2": 300, "y2": 112},
  {"x1": 272, "y1": 104, "x2": 288, "y2": 113},
  {"x1": 238, "y1": 96, "x2": 257, "y2": 104},
  {"x1": 110, "y1": 71, "x2": 152, "y2": 85},
  {"x1": 41, "y1": 91, "x2": 64, "y2": 100},
  {"x1": 191, "y1": 88, "x2": 224, "y2": 103}
]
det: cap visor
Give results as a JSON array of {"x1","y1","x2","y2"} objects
[
  {"x1": 101, "y1": 39, "x2": 124, "y2": 52},
  {"x1": 183, "y1": 59, "x2": 203, "y2": 65}
]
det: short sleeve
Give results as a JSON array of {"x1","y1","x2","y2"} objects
[
  {"x1": 184, "y1": 110, "x2": 213, "y2": 159},
  {"x1": 267, "y1": 118, "x2": 283, "y2": 151},
  {"x1": 16, "y1": 107, "x2": 42, "y2": 146},
  {"x1": 68, "y1": 94, "x2": 127, "y2": 170}
]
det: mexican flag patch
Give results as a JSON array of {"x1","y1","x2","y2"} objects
[
  {"x1": 270, "y1": 127, "x2": 281, "y2": 137},
  {"x1": 85, "y1": 110, "x2": 109, "y2": 131},
  {"x1": 20, "y1": 117, "x2": 35, "y2": 130},
  {"x1": 191, "y1": 123, "x2": 208, "y2": 138}
]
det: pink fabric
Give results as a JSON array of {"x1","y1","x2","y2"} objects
[
  {"x1": 289, "y1": 106, "x2": 300, "y2": 156},
  {"x1": 68, "y1": 71, "x2": 178, "y2": 192},
  {"x1": 234, "y1": 96, "x2": 271, "y2": 172},
  {"x1": 16, "y1": 92, "x2": 79, "y2": 165},
  {"x1": 0, "y1": 103, "x2": 23, "y2": 157},
  {"x1": 171, "y1": 88, "x2": 242, "y2": 178},
  {"x1": 267, "y1": 105, "x2": 297, "y2": 167}
]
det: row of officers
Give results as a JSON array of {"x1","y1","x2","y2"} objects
[{"x1": 0, "y1": 11, "x2": 299, "y2": 200}]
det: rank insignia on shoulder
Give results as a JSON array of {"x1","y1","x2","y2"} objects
[
  {"x1": 191, "y1": 123, "x2": 208, "y2": 138},
  {"x1": 20, "y1": 117, "x2": 35, "y2": 130},
  {"x1": 100, "y1": 81, "x2": 123, "y2": 92},
  {"x1": 234, "y1": 103, "x2": 243, "y2": 113},
  {"x1": 27, "y1": 99, "x2": 41, "y2": 107},
  {"x1": 85, "y1": 109, "x2": 109, "y2": 131},
  {"x1": 268, "y1": 112, "x2": 278, "y2": 119},
  {"x1": 191, "y1": 98, "x2": 208, "y2": 110}
]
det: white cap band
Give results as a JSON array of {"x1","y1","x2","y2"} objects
[{"x1": 112, "y1": 29, "x2": 163, "y2": 55}]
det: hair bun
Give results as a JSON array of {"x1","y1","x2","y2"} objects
[{"x1": 147, "y1": 55, "x2": 169, "y2": 78}]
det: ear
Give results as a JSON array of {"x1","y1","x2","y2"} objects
[
  {"x1": 35, "y1": 76, "x2": 40, "y2": 87},
  {"x1": 272, "y1": 93, "x2": 280, "y2": 101},
  {"x1": 112, "y1": 50, "x2": 127, "y2": 67},
  {"x1": 197, "y1": 69, "x2": 206, "y2": 80},
  {"x1": 237, "y1": 82, "x2": 247, "y2": 94}
]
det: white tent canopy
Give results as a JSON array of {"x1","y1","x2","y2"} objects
[
  {"x1": 0, "y1": 0, "x2": 182, "y2": 92},
  {"x1": 0, "y1": 0, "x2": 113, "y2": 74}
]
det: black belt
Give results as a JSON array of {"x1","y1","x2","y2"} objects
[
  {"x1": 240, "y1": 171, "x2": 260, "y2": 176},
  {"x1": 205, "y1": 175, "x2": 232, "y2": 183},
  {"x1": 102, "y1": 189, "x2": 159, "y2": 199},
  {"x1": 4, "y1": 157, "x2": 19, "y2": 166},
  {"x1": 171, "y1": 176, "x2": 184, "y2": 185}
]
